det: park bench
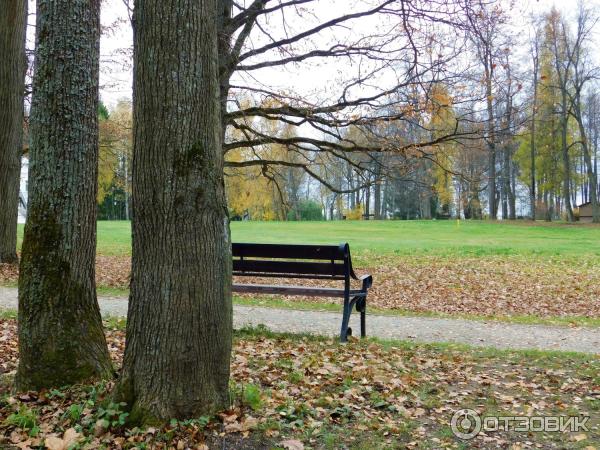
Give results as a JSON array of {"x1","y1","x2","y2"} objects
[{"x1": 231, "y1": 242, "x2": 373, "y2": 342}]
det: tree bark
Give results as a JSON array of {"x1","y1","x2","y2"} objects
[
  {"x1": 116, "y1": 0, "x2": 232, "y2": 424},
  {"x1": 509, "y1": 157, "x2": 516, "y2": 219},
  {"x1": 372, "y1": 154, "x2": 382, "y2": 219},
  {"x1": 530, "y1": 84, "x2": 537, "y2": 220},
  {"x1": 0, "y1": 0, "x2": 27, "y2": 263},
  {"x1": 484, "y1": 57, "x2": 497, "y2": 220},
  {"x1": 574, "y1": 109, "x2": 599, "y2": 222},
  {"x1": 501, "y1": 146, "x2": 508, "y2": 219},
  {"x1": 16, "y1": 0, "x2": 112, "y2": 391},
  {"x1": 560, "y1": 98, "x2": 574, "y2": 222},
  {"x1": 382, "y1": 178, "x2": 389, "y2": 219},
  {"x1": 348, "y1": 167, "x2": 355, "y2": 209}
]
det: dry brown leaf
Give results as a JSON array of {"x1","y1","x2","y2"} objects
[
  {"x1": 44, "y1": 428, "x2": 81, "y2": 450},
  {"x1": 280, "y1": 439, "x2": 304, "y2": 450}
]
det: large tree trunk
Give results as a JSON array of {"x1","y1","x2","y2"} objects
[
  {"x1": 16, "y1": 0, "x2": 112, "y2": 391},
  {"x1": 0, "y1": 0, "x2": 27, "y2": 263},
  {"x1": 116, "y1": 0, "x2": 232, "y2": 424}
]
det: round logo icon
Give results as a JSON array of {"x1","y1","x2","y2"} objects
[{"x1": 450, "y1": 409, "x2": 482, "y2": 440}]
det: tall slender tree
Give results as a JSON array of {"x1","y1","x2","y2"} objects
[
  {"x1": 466, "y1": 2, "x2": 509, "y2": 220},
  {"x1": 16, "y1": 0, "x2": 112, "y2": 390},
  {"x1": 546, "y1": 8, "x2": 576, "y2": 222},
  {"x1": 529, "y1": 24, "x2": 541, "y2": 220},
  {"x1": 0, "y1": 0, "x2": 27, "y2": 263},
  {"x1": 116, "y1": 0, "x2": 232, "y2": 422}
]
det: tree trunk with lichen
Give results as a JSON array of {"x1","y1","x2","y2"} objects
[
  {"x1": 16, "y1": 0, "x2": 113, "y2": 391},
  {"x1": 0, "y1": 0, "x2": 27, "y2": 264},
  {"x1": 115, "y1": 0, "x2": 232, "y2": 424}
]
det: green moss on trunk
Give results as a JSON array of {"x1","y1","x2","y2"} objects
[{"x1": 17, "y1": 206, "x2": 113, "y2": 391}]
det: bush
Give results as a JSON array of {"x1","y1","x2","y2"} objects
[
  {"x1": 344, "y1": 205, "x2": 364, "y2": 220},
  {"x1": 288, "y1": 200, "x2": 323, "y2": 221}
]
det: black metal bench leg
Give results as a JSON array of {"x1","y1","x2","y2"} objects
[
  {"x1": 340, "y1": 296, "x2": 352, "y2": 342},
  {"x1": 360, "y1": 301, "x2": 366, "y2": 338}
]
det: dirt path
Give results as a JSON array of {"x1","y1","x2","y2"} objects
[{"x1": 1, "y1": 287, "x2": 598, "y2": 353}]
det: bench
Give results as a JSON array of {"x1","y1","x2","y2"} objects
[{"x1": 231, "y1": 242, "x2": 373, "y2": 342}]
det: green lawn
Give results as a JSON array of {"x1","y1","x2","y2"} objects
[
  {"x1": 11, "y1": 220, "x2": 600, "y2": 325},
  {"x1": 17, "y1": 219, "x2": 600, "y2": 258}
]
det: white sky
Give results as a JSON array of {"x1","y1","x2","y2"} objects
[{"x1": 96, "y1": 0, "x2": 600, "y2": 108}]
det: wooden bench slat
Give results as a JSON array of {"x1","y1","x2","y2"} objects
[
  {"x1": 232, "y1": 283, "x2": 366, "y2": 298},
  {"x1": 232, "y1": 242, "x2": 347, "y2": 261},
  {"x1": 233, "y1": 272, "x2": 346, "y2": 281},
  {"x1": 233, "y1": 259, "x2": 347, "y2": 277}
]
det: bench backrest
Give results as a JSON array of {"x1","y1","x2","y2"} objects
[{"x1": 232, "y1": 242, "x2": 354, "y2": 281}]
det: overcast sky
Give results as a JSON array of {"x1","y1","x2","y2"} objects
[{"x1": 95, "y1": 0, "x2": 600, "y2": 108}]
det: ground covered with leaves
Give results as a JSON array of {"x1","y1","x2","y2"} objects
[
  {"x1": 1, "y1": 317, "x2": 599, "y2": 449},
  {"x1": 4, "y1": 253, "x2": 600, "y2": 322}
]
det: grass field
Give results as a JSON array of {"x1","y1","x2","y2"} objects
[
  {"x1": 10, "y1": 220, "x2": 600, "y2": 324},
  {"x1": 16, "y1": 219, "x2": 600, "y2": 259}
]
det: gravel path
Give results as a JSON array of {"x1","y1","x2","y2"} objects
[{"x1": 1, "y1": 287, "x2": 599, "y2": 354}]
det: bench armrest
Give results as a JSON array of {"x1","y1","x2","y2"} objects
[{"x1": 359, "y1": 274, "x2": 373, "y2": 290}]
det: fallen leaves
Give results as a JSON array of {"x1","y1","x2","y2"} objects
[
  {"x1": 237, "y1": 254, "x2": 600, "y2": 319},
  {"x1": 45, "y1": 428, "x2": 81, "y2": 450},
  {"x1": 0, "y1": 262, "x2": 18, "y2": 285},
  {"x1": 0, "y1": 318, "x2": 599, "y2": 449},
  {"x1": 280, "y1": 439, "x2": 304, "y2": 450},
  {"x1": 4, "y1": 253, "x2": 600, "y2": 321}
]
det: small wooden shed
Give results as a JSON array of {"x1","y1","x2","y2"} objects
[{"x1": 578, "y1": 201, "x2": 594, "y2": 222}]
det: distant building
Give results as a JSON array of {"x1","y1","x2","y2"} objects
[
  {"x1": 578, "y1": 201, "x2": 596, "y2": 223},
  {"x1": 18, "y1": 157, "x2": 28, "y2": 223}
]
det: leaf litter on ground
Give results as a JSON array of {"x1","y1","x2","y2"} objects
[
  {"x1": 2, "y1": 254, "x2": 600, "y2": 320},
  {"x1": 0, "y1": 318, "x2": 599, "y2": 449}
]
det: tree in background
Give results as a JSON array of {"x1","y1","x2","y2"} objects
[
  {"x1": 546, "y1": 7, "x2": 577, "y2": 221},
  {"x1": 17, "y1": 0, "x2": 112, "y2": 390},
  {"x1": 565, "y1": 3, "x2": 599, "y2": 222},
  {"x1": 454, "y1": 124, "x2": 487, "y2": 219},
  {"x1": 219, "y1": 0, "x2": 477, "y2": 210},
  {"x1": 98, "y1": 99, "x2": 133, "y2": 220},
  {"x1": 465, "y1": 1, "x2": 509, "y2": 220},
  {"x1": 226, "y1": 109, "x2": 309, "y2": 220},
  {"x1": 515, "y1": 6, "x2": 598, "y2": 222},
  {"x1": 527, "y1": 22, "x2": 542, "y2": 220},
  {"x1": 0, "y1": 0, "x2": 27, "y2": 263},
  {"x1": 429, "y1": 84, "x2": 458, "y2": 218},
  {"x1": 516, "y1": 36, "x2": 563, "y2": 221}
]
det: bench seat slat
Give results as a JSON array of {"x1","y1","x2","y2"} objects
[
  {"x1": 233, "y1": 272, "x2": 346, "y2": 280},
  {"x1": 232, "y1": 283, "x2": 366, "y2": 298}
]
